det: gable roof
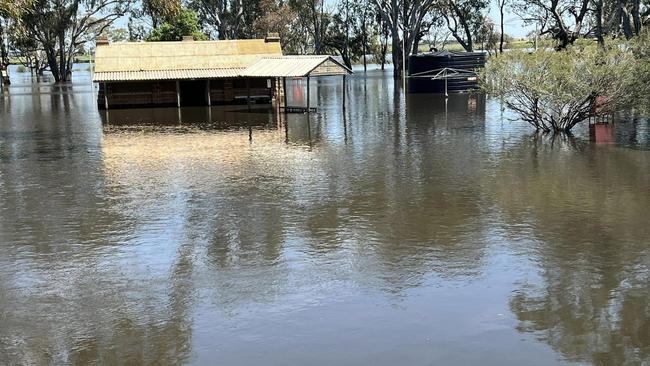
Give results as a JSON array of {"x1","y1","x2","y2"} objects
[
  {"x1": 93, "y1": 40, "x2": 353, "y2": 82},
  {"x1": 242, "y1": 56, "x2": 352, "y2": 77},
  {"x1": 94, "y1": 39, "x2": 282, "y2": 73}
]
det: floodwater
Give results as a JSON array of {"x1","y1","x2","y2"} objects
[{"x1": 1, "y1": 69, "x2": 649, "y2": 366}]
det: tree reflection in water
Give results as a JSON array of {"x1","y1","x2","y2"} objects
[{"x1": 489, "y1": 134, "x2": 650, "y2": 364}]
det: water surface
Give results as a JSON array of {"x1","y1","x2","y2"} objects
[{"x1": 1, "y1": 71, "x2": 649, "y2": 365}]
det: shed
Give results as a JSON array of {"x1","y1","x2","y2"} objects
[
  {"x1": 94, "y1": 37, "x2": 283, "y2": 109},
  {"x1": 94, "y1": 37, "x2": 352, "y2": 112}
]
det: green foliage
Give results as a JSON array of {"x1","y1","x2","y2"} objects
[
  {"x1": 626, "y1": 30, "x2": 650, "y2": 114},
  {"x1": 147, "y1": 8, "x2": 208, "y2": 42},
  {"x1": 100, "y1": 27, "x2": 129, "y2": 43},
  {"x1": 483, "y1": 46, "x2": 635, "y2": 132}
]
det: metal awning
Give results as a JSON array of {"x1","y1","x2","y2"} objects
[
  {"x1": 242, "y1": 56, "x2": 352, "y2": 78},
  {"x1": 93, "y1": 68, "x2": 244, "y2": 82}
]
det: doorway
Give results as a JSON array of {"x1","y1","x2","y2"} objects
[{"x1": 179, "y1": 80, "x2": 208, "y2": 106}]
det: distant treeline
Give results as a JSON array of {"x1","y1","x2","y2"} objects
[{"x1": 1, "y1": 0, "x2": 649, "y2": 83}]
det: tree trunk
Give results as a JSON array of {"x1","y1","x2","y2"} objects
[
  {"x1": 499, "y1": 1, "x2": 505, "y2": 53},
  {"x1": 391, "y1": 31, "x2": 402, "y2": 78},
  {"x1": 362, "y1": 13, "x2": 367, "y2": 72},
  {"x1": 44, "y1": 43, "x2": 61, "y2": 82},
  {"x1": 58, "y1": 31, "x2": 68, "y2": 83},
  {"x1": 632, "y1": 0, "x2": 642, "y2": 35},
  {"x1": 595, "y1": 0, "x2": 605, "y2": 47},
  {"x1": 0, "y1": 18, "x2": 10, "y2": 85}
]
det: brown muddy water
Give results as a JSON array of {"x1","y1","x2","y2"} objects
[{"x1": 1, "y1": 70, "x2": 649, "y2": 365}]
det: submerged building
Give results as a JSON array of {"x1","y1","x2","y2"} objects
[{"x1": 93, "y1": 35, "x2": 352, "y2": 110}]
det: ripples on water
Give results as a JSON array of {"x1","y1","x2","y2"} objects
[{"x1": 0, "y1": 70, "x2": 649, "y2": 365}]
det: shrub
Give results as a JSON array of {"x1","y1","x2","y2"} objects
[{"x1": 482, "y1": 46, "x2": 635, "y2": 133}]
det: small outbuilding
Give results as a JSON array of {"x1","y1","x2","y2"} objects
[{"x1": 93, "y1": 36, "x2": 352, "y2": 110}]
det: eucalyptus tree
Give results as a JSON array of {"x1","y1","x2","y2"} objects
[
  {"x1": 128, "y1": 0, "x2": 181, "y2": 39},
  {"x1": 513, "y1": 0, "x2": 591, "y2": 49},
  {"x1": 146, "y1": 8, "x2": 208, "y2": 41},
  {"x1": 188, "y1": 0, "x2": 267, "y2": 39},
  {"x1": 592, "y1": 0, "x2": 650, "y2": 45},
  {"x1": 438, "y1": 0, "x2": 489, "y2": 51},
  {"x1": 0, "y1": 0, "x2": 28, "y2": 84},
  {"x1": 20, "y1": 0, "x2": 131, "y2": 82},
  {"x1": 332, "y1": 0, "x2": 380, "y2": 70},
  {"x1": 251, "y1": 0, "x2": 297, "y2": 51},
  {"x1": 372, "y1": 0, "x2": 438, "y2": 77},
  {"x1": 497, "y1": 0, "x2": 506, "y2": 52}
]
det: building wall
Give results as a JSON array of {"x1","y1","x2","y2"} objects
[{"x1": 98, "y1": 78, "x2": 275, "y2": 109}]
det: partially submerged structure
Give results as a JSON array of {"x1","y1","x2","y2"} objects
[
  {"x1": 93, "y1": 36, "x2": 352, "y2": 111},
  {"x1": 408, "y1": 51, "x2": 485, "y2": 95}
]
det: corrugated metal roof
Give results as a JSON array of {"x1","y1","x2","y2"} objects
[
  {"x1": 93, "y1": 68, "x2": 244, "y2": 82},
  {"x1": 94, "y1": 39, "x2": 282, "y2": 73},
  {"x1": 242, "y1": 56, "x2": 352, "y2": 77}
]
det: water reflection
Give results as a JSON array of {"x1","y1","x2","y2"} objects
[
  {"x1": 486, "y1": 134, "x2": 650, "y2": 364},
  {"x1": 1, "y1": 70, "x2": 649, "y2": 365}
]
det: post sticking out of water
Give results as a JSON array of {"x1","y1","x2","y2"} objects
[
  {"x1": 206, "y1": 80, "x2": 211, "y2": 106},
  {"x1": 283, "y1": 77, "x2": 288, "y2": 114},
  {"x1": 444, "y1": 68, "x2": 448, "y2": 98},
  {"x1": 445, "y1": 76, "x2": 448, "y2": 98},
  {"x1": 175, "y1": 80, "x2": 180, "y2": 108},
  {"x1": 343, "y1": 75, "x2": 347, "y2": 112},
  {"x1": 246, "y1": 78, "x2": 252, "y2": 111},
  {"x1": 103, "y1": 83, "x2": 109, "y2": 110},
  {"x1": 306, "y1": 77, "x2": 311, "y2": 113}
]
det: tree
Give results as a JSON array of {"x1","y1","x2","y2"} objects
[
  {"x1": 483, "y1": 47, "x2": 634, "y2": 132},
  {"x1": 252, "y1": 0, "x2": 297, "y2": 51},
  {"x1": 324, "y1": 0, "x2": 380, "y2": 70},
  {"x1": 513, "y1": 0, "x2": 590, "y2": 49},
  {"x1": 9, "y1": 22, "x2": 49, "y2": 76},
  {"x1": 497, "y1": 0, "x2": 506, "y2": 52},
  {"x1": 375, "y1": 10, "x2": 390, "y2": 69},
  {"x1": 438, "y1": 0, "x2": 489, "y2": 52},
  {"x1": 128, "y1": 0, "x2": 180, "y2": 40},
  {"x1": 189, "y1": 0, "x2": 266, "y2": 39},
  {"x1": 100, "y1": 26, "x2": 129, "y2": 42},
  {"x1": 1, "y1": 0, "x2": 30, "y2": 84},
  {"x1": 147, "y1": 8, "x2": 208, "y2": 41},
  {"x1": 476, "y1": 16, "x2": 499, "y2": 54},
  {"x1": 373, "y1": 0, "x2": 438, "y2": 77},
  {"x1": 19, "y1": 0, "x2": 131, "y2": 82}
]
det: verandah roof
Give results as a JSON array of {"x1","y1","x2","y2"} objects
[
  {"x1": 94, "y1": 68, "x2": 245, "y2": 82},
  {"x1": 241, "y1": 56, "x2": 352, "y2": 77}
]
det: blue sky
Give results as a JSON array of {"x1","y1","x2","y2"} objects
[{"x1": 487, "y1": 5, "x2": 532, "y2": 38}]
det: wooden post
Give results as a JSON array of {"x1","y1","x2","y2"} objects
[
  {"x1": 103, "y1": 83, "x2": 109, "y2": 110},
  {"x1": 306, "y1": 76, "x2": 310, "y2": 113},
  {"x1": 444, "y1": 69, "x2": 448, "y2": 98},
  {"x1": 284, "y1": 114, "x2": 289, "y2": 143},
  {"x1": 206, "y1": 79, "x2": 211, "y2": 105},
  {"x1": 176, "y1": 80, "x2": 181, "y2": 107},
  {"x1": 283, "y1": 77, "x2": 288, "y2": 113},
  {"x1": 246, "y1": 78, "x2": 252, "y2": 111},
  {"x1": 342, "y1": 75, "x2": 347, "y2": 112}
]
